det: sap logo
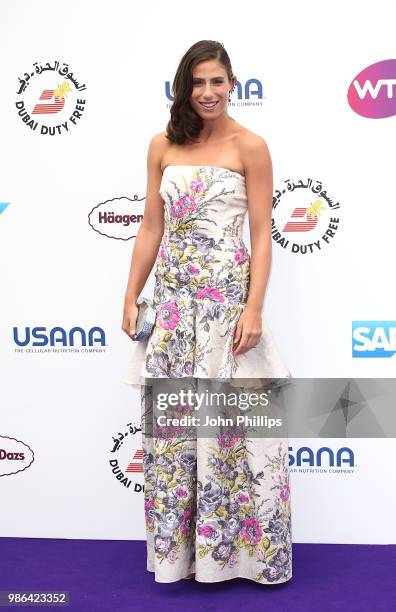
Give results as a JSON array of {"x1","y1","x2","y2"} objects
[
  {"x1": 288, "y1": 446, "x2": 354, "y2": 467},
  {"x1": 352, "y1": 321, "x2": 396, "y2": 358},
  {"x1": 164, "y1": 78, "x2": 263, "y2": 102},
  {"x1": 13, "y1": 326, "x2": 106, "y2": 347},
  {"x1": 348, "y1": 59, "x2": 396, "y2": 118},
  {"x1": 0, "y1": 203, "x2": 10, "y2": 215}
]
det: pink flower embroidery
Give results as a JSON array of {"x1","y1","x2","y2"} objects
[
  {"x1": 240, "y1": 517, "x2": 263, "y2": 544},
  {"x1": 176, "y1": 487, "x2": 188, "y2": 498},
  {"x1": 279, "y1": 484, "x2": 290, "y2": 501},
  {"x1": 157, "y1": 302, "x2": 180, "y2": 330},
  {"x1": 180, "y1": 507, "x2": 193, "y2": 535},
  {"x1": 182, "y1": 507, "x2": 193, "y2": 520},
  {"x1": 187, "y1": 264, "x2": 200, "y2": 275},
  {"x1": 144, "y1": 498, "x2": 155, "y2": 525},
  {"x1": 196, "y1": 286, "x2": 224, "y2": 301},
  {"x1": 170, "y1": 194, "x2": 196, "y2": 218},
  {"x1": 219, "y1": 430, "x2": 242, "y2": 448},
  {"x1": 197, "y1": 524, "x2": 215, "y2": 538},
  {"x1": 190, "y1": 178, "x2": 208, "y2": 193},
  {"x1": 144, "y1": 498, "x2": 154, "y2": 512},
  {"x1": 153, "y1": 425, "x2": 178, "y2": 440},
  {"x1": 235, "y1": 246, "x2": 249, "y2": 264}
]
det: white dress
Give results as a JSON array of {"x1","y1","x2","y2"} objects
[{"x1": 122, "y1": 165, "x2": 293, "y2": 584}]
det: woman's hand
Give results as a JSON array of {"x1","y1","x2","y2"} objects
[
  {"x1": 122, "y1": 298, "x2": 139, "y2": 341},
  {"x1": 232, "y1": 304, "x2": 263, "y2": 355}
]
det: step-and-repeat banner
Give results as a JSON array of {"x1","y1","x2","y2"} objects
[{"x1": 1, "y1": 1, "x2": 395, "y2": 544}]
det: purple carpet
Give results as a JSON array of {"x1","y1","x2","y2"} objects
[{"x1": 0, "y1": 538, "x2": 395, "y2": 611}]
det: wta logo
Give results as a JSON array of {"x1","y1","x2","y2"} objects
[{"x1": 348, "y1": 59, "x2": 396, "y2": 118}]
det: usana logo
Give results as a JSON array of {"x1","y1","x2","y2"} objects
[
  {"x1": 165, "y1": 77, "x2": 264, "y2": 108},
  {"x1": 109, "y1": 421, "x2": 144, "y2": 493},
  {"x1": 272, "y1": 177, "x2": 341, "y2": 255},
  {"x1": 13, "y1": 326, "x2": 106, "y2": 353},
  {"x1": 289, "y1": 445, "x2": 355, "y2": 473},
  {"x1": 16, "y1": 60, "x2": 87, "y2": 135}
]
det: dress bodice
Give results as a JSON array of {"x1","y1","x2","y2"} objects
[
  {"x1": 123, "y1": 165, "x2": 291, "y2": 384},
  {"x1": 159, "y1": 165, "x2": 248, "y2": 241}
]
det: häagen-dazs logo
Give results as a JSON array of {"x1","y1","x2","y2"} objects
[
  {"x1": 16, "y1": 60, "x2": 86, "y2": 135},
  {"x1": 88, "y1": 196, "x2": 144, "y2": 240},
  {"x1": 272, "y1": 177, "x2": 341, "y2": 254},
  {"x1": 109, "y1": 422, "x2": 144, "y2": 493},
  {"x1": 348, "y1": 59, "x2": 396, "y2": 118},
  {"x1": 0, "y1": 435, "x2": 34, "y2": 477},
  {"x1": 352, "y1": 321, "x2": 396, "y2": 358},
  {"x1": 165, "y1": 77, "x2": 264, "y2": 108},
  {"x1": 13, "y1": 326, "x2": 107, "y2": 353}
]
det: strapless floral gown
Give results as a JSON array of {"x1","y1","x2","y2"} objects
[{"x1": 123, "y1": 165, "x2": 293, "y2": 584}]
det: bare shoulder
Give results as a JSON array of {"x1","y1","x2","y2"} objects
[
  {"x1": 237, "y1": 126, "x2": 271, "y2": 170},
  {"x1": 148, "y1": 131, "x2": 170, "y2": 155},
  {"x1": 147, "y1": 131, "x2": 171, "y2": 169}
]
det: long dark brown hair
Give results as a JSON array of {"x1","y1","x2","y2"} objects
[{"x1": 166, "y1": 40, "x2": 235, "y2": 145}]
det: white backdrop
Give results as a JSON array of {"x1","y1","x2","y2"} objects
[{"x1": 1, "y1": 0, "x2": 395, "y2": 543}]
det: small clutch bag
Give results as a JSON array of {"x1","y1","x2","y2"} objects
[{"x1": 133, "y1": 296, "x2": 156, "y2": 341}]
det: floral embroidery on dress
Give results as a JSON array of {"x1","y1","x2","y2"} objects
[
  {"x1": 196, "y1": 434, "x2": 292, "y2": 583},
  {"x1": 144, "y1": 167, "x2": 251, "y2": 379},
  {"x1": 142, "y1": 398, "x2": 292, "y2": 583},
  {"x1": 135, "y1": 166, "x2": 292, "y2": 584}
]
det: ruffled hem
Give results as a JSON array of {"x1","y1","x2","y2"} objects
[{"x1": 121, "y1": 314, "x2": 291, "y2": 388}]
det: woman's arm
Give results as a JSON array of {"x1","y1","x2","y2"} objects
[
  {"x1": 233, "y1": 135, "x2": 273, "y2": 355},
  {"x1": 122, "y1": 133, "x2": 166, "y2": 338}
]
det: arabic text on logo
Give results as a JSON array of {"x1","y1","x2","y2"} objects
[
  {"x1": 272, "y1": 177, "x2": 341, "y2": 254},
  {"x1": 16, "y1": 60, "x2": 87, "y2": 135}
]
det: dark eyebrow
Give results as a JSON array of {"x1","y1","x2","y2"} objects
[{"x1": 192, "y1": 76, "x2": 225, "y2": 80}]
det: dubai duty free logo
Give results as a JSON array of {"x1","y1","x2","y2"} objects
[
  {"x1": 348, "y1": 59, "x2": 396, "y2": 118},
  {"x1": 109, "y1": 421, "x2": 144, "y2": 493},
  {"x1": 16, "y1": 60, "x2": 87, "y2": 135},
  {"x1": 271, "y1": 177, "x2": 341, "y2": 254}
]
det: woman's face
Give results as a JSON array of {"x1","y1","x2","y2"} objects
[{"x1": 189, "y1": 59, "x2": 233, "y2": 119}]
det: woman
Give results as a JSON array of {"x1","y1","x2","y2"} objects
[{"x1": 122, "y1": 40, "x2": 292, "y2": 584}]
